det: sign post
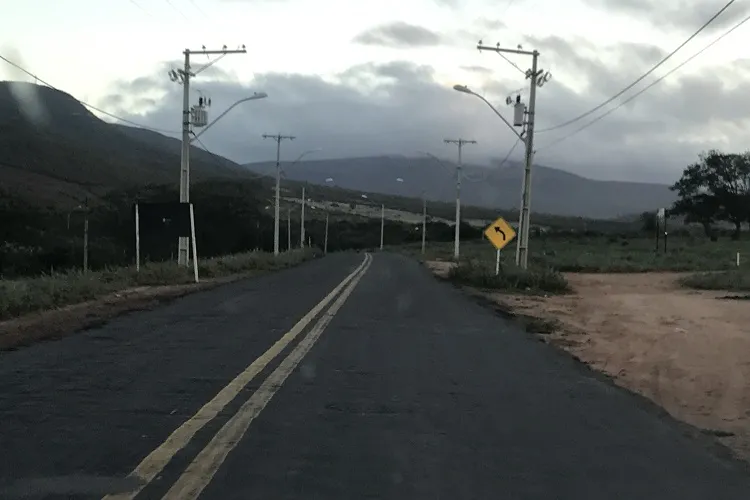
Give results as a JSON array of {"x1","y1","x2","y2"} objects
[{"x1": 483, "y1": 217, "x2": 517, "y2": 275}]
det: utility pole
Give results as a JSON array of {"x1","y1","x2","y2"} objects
[
  {"x1": 171, "y1": 45, "x2": 247, "y2": 266},
  {"x1": 380, "y1": 204, "x2": 385, "y2": 250},
  {"x1": 324, "y1": 212, "x2": 329, "y2": 254},
  {"x1": 300, "y1": 186, "x2": 306, "y2": 248},
  {"x1": 262, "y1": 133, "x2": 296, "y2": 256},
  {"x1": 421, "y1": 192, "x2": 427, "y2": 255},
  {"x1": 477, "y1": 42, "x2": 545, "y2": 269},
  {"x1": 287, "y1": 207, "x2": 292, "y2": 251},
  {"x1": 444, "y1": 138, "x2": 476, "y2": 261}
]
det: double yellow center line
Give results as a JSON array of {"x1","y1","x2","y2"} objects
[{"x1": 104, "y1": 252, "x2": 373, "y2": 500}]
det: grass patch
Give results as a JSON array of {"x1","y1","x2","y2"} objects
[
  {"x1": 447, "y1": 259, "x2": 570, "y2": 295},
  {"x1": 679, "y1": 269, "x2": 750, "y2": 292},
  {"x1": 0, "y1": 248, "x2": 319, "y2": 321},
  {"x1": 398, "y1": 235, "x2": 750, "y2": 273}
]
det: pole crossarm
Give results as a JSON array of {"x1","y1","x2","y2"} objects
[{"x1": 477, "y1": 43, "x2": 537, "y2": 57}]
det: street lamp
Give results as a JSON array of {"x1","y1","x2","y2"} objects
[
  {"x1": 177, "y1": 91, "x2": 268, "y2": 265},
  {"x1": 453, "y1": 83, "x2": 529, "y2": 267},
  {"x1": 292, "y1": 148, "x2": 323, "y2": 249},
  {"x1": 453, "y1": 85, "x2": 522, "y2": 140},
  {"x1": 190, "y1": 92, "x2": 268, "y2": 143}
]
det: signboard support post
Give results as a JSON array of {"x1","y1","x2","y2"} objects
[
  {"x1": 189, "y1": 203, "x2": 199, "y2": 283},
  {"x1": 135, "y1": 203, "x2": 141, "y2": 271}
]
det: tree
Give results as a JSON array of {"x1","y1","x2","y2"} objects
[{"x1": 670, "y1": 150, "x2": 750, "y2": 239}]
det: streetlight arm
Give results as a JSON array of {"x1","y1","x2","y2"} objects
[
  {"x1": 453, "y1": 86, "x2": 523, "y2": 141},
  {"x1": 191, "y1": 93, "x2": 268, "y2": 142}
]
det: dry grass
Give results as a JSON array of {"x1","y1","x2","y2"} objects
[
  {"x1": 0, "y1": 248, "x2": 319, "y2": 321},
  {"x1": 446, "y1": 259, "x2": 571, "y2": 295},
  {"x1": 679, "y1": 270, "x2": 750, "y2": 292}
]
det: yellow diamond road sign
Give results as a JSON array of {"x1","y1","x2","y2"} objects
[{"x1": 484, "y1": 217, "x2": 516, "y2": 251}]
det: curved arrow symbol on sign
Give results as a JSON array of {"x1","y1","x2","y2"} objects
[{"x1": 494, "y1": 226, "x2": 506, "y2": 240}]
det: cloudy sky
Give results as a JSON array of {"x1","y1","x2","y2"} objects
[{"x1": 2, "y1": 0, "x2": 750, "y2": 183}]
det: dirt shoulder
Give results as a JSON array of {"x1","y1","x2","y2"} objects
[
  {"x1": 0, "y1": 274, "x2": 251, "y2": 352},
  {"x1": 427, "y1": 261, "x2": 750, "y2": 462}
]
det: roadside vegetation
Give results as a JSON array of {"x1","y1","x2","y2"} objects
[
  {"x1": 447, "y1": 259, "x2": 570, "y2": 295},
  {"x1": 678, "y1": 270, "x2": 750, "y2": 292},
  {"x1": 0, "y1": 248, "x2": 318, "y2": 321},
  {"x1": 406, "y1": 234, "x2": 750, "y2": 273}
]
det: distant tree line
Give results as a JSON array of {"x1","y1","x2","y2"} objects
[{"x1": 0, "y1": 179, "x2": 481, "y2": 278}]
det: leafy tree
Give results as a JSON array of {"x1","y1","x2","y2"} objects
[{"x1": 670, "y1": 150, "x2": 750, "y2": 239}]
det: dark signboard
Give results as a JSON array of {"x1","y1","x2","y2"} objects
[{"x1": 134, "y1": 202, "x2": 193, "y2": 261}]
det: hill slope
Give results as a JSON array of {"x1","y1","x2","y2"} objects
[
  {"x1": 0, "y1": 81, "x2": 248, "y2": 207},
  {"x1": 244, "y1": 156, "x2": 676, "y2": 219}
]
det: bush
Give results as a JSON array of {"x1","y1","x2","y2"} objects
[
  {"x1": 447, "y1": 259, "x2": 570, "y2": 294},
  {"x1": 679, "y1": 270, "x2": 750, "y2": 291}
]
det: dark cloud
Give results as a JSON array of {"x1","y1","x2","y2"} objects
[
  {"x1": 474, "y1": 18, "x2": 506, "y2": 32},
  {"x1": 353, "y1": 22, "x2": 443, "y2": 48},
  {"x1": 461, "y1": 65, "x2": 493, "y2": 74},
  {"x1": 98, "y1": 44, "x2": 750, "y2": 185},
  {"x1": 583, "y1": 0, "x2": 750, "y2": 33}
]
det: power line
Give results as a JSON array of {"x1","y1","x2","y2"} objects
[
  {"x1": 497, "y1": 137, "x2": 521, "y2": 167},
  {"x1": 496, "y1": 52, "x2": 526, "y2": 75},
  {"x1": 0, "y1": 52, "x2": 179, "y2": 135},
  {"x1": 464, "y1": 138, "x2": 522, "y2": 184},
  {"x1": 536, "y1": 0, "x2": 737, "y2": 133},
  {"x1": 536, "y1": 11, "x2": 750, "y2": 152},
  {"x1": 502, "y1": 0, "x2": 518, "y2": 16},
  {"x1": 187, "y1": 0, "x2": 209, "y2": 17},
  {"x1": 192, "y1": 136, "x2": 274, "y2": 180},
  {"x1": 164, "y1": 0, "x2": 190, "y2": 21},
  {"x1": 127, "y1": 0, "x2": 152, "y2": 16},
  {"x1": 492, "y1": 0, "x2": 525, "y2": 75}
]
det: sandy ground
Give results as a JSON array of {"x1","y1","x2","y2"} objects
[{"x1": 426, "y1": 261, "x2": 750, "y2": 461}]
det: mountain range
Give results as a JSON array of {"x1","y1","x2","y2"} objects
[
  {"x1": 0, "y1": 81, "x2": 676, "y2": 218},
  {"x1": 244, "y1": 156, "x2": 676, "y2": 219}
]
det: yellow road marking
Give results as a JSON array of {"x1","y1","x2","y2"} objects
[
  {"x1": 161, "y1": 253, "x2": 373, "y2": 500},
  {"x1": 103, "y1": 253, "x2": 370, "y2": 500}
]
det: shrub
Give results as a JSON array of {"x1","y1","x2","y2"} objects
[
  {"x1": 447, "y1": 259, "x2": 570, "y2": 294},
  {"x1": 679, "y1": 270, "x2": 750, "y2": 292}
]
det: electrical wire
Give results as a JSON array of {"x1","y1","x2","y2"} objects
[
  {"x1": 127, "y1": 0, "x2": 153, "y2": 17},
  {"x1": 463, "y1": 137, "x2": 522, "y2": 184},
  {"x1": 497, "y1": 137, "x2": 522, "y2": 167},
  {"x1": 187, "y1": 0, "x2": 209, "y2": 17},
  {"x1": 192, "y1": 135, "x2": 277, "y2": 181},
  {"x1": 536, "y1": 0, "x2": 737, "y2": 133},
  {"x1": 0, "y1": 52, "x2": 179, "y2": 135},
  {"x1": 536, "y1": 11, "x2": 750, "y2": 153},
  {"x1": 492, "y1": 0, "x2": 525, "y2": 75},
  {"x1": 164, "y1": 0, "x2": 190, "y2": 21},
  {"x1": 496, "y1": 52, "x2": 526, "y2": 76}
]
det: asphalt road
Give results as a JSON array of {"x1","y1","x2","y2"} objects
[{"x1": 1, "y1": 252, "x2": 750, "y2": 499}]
